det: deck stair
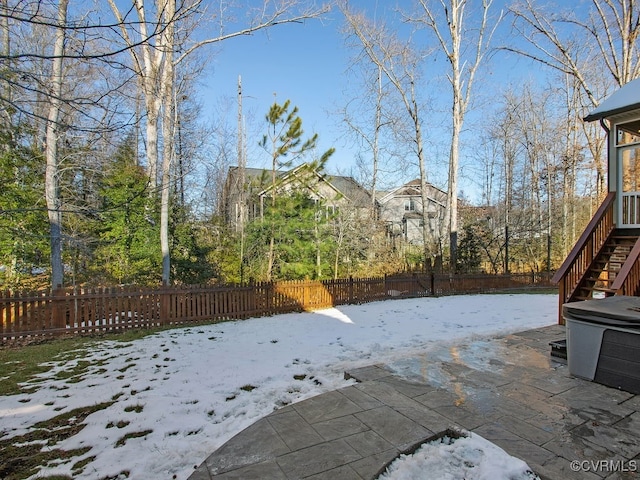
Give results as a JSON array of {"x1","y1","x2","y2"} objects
[{"x1": 574, "y1": 230, "x2": 639, "y2": 300}]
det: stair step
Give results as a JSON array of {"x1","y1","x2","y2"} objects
[
  {"x1": 588, "y1": 274, "x2": 616, "y2": 280},
  {"x1": 578, "y1": 285, "x2": 616, "y2": 296},
  {"x1": 566, "y1": 232, "x2": 639, "y2": 305},
  {"x1": 590, "y1": 268, "x2": 617, "y2": 273},
  {"x1": 611, "y1": 235, "x2": 639, "y2": 240},
  {"x1": 592, "y1": 286, "x2": 616, "y2": 293}
]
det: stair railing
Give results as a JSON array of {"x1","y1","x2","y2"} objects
[
  {"x1": 551, "y1": 192, "x2": 616, "y2": 323},
  {"x1": 610, "y1": 236, "x2": 640, "y2": 296}
]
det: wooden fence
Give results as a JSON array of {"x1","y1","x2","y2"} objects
[{"x1": 0, "y1": 272, "x2": 554, "y2": 342}]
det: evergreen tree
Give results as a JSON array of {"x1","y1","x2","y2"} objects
[
  {"x1": 93, "y1": 136, "x2": 160, "y2": 285},
  {"x1": 0, "y1": 128, "x2": 48, "y2": 288},
  {"x1": 258, "y1": 100, "x2": 334, "y2": 280},
  {"x1": 456, "y1": 223, "x2": 483, "y2": 274},
  {"x1": 245, "y1": 191, "x2": 334, "y2": 281},
  {"x1": 170, "y1": 205, "x2": 218, "y2": 285}
]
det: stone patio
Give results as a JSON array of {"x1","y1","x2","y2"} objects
[{"x1": 189, "y1": 324, "x2": 640, "y2": 479}]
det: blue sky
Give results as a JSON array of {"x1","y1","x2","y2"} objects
[
  {"x1": 202, "y1": 10, "x2": 362, "y2": 174},
  {"x1": 199, "y1": 1, "x2": 552, "y2": 201},
  {"x1": 207, "y1": 20, "x2": 346, "y2": 123}
]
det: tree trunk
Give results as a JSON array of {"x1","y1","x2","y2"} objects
[
  {"x1": 145, "y1": 97, "x2": 160, "y2": 186},
  {"x1": 448, "y1": 100, "x2": 462, "y2": 270},
  {"x1": 160, "y1": 0, "x2": 176, "y2": 285},
  {"x1": 45, "y1": 0, "x2": 69, "y2": 289},
  {"x1": 415, "y1": 109, "x2": 431, "y2": 266}
]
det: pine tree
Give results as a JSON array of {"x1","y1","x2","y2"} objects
[
  {"x1": 170, "y1": 204, "x2": 217, "y2": 285},
  {"x1": 93, "y1": 136, "x2": 160, "y2": 285},
  {"x1": 456, "y1": 223, "x2": 483, "y2": 274},
  {"x1": 0, "y1": 128, "x2": 48, "y2": 288},
  {"x1": 245, "y1": 191, "x2": 333, "y2": 281},
  {"x1": 258, "y1": 100, "x2": 334, "y2": 280}
]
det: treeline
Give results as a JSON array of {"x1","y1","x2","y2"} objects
[{"x1": 0, "y1": 1, "x2": 637, "y2": 290}]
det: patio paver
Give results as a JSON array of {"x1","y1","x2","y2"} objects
[{"x1": 189, "y1": 324, "x2": 640, "y2": 480}]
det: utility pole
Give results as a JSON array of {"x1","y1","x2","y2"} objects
[{"x1": 237, "y1": 75, "x2": 246, "y2": 283}]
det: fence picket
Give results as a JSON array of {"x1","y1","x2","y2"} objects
[{"x1": 0, "y1": 273, "x2": 554, "y2": 342}]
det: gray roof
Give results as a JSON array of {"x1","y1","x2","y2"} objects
[
  {"x1": 326, "y1": 175, "x2": 372, "y2": 207},
  {"x1": 227, "y1": 165, "x2": 372, "y2": 206},
  {"x1": 584, "y1": 78, "x2": 640, "y2": 122},
  {"x1": 378, "y1": 179, "x2": 447, "y2": 206}
]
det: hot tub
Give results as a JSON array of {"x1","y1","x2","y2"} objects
[{"x1": 563, "y1": 295, "x2": 640, "y2": 394}]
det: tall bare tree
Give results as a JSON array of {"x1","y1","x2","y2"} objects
[
  {"x1": 108, "y1": 0, "x2": 330, "y2": 285},
  {"x1": 340, "y1": 56, "x2": 397, "y2": 214},
  {"x1": 408, "y1": 0, "x2": 499, "y2": 270},
  {"x1": 507, "y1": 0, "x2": 640, "y2": 197},
  {"x1": 508, "y1": 0, "x2": 640, "y2": 92},
  {"x1": 44, "y1": 0, "x2": 68, "y2": 289},
  {"x1": 340, "y1": 3, "x2": 436, "y2": 264}
]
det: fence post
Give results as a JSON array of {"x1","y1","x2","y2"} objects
[
  {"x1": 430, "y1": 273, "x2": 435, "y2": 296},
  {"x1": 384, "y1": 273, "x2": 387, "y2": 297},
  {"x1": 349, "y1": 276, "x2": 354, "y2": 304},
  {"x1": 248, "y1": 281, "x2": 256, "y2": 317},
  {"x1": 52, "y1": 285, "x2": 66, "y2": 331},
  {"x1": 160, "y1": 283, "x2": 170, "y2": 326},
  {"x1": 0, "y1": 290, "x2": 5, "y2": 338}
]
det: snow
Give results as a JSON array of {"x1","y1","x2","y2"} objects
[
  {"x1": 0, "y1": 293, "x2": 557, "y2": 480},
  {"x1": 584, "y1": 77, "x2": 640, "y2": 120},
  {"x1": 378, "y1": 430, "x2": 540, "y2": 480}
]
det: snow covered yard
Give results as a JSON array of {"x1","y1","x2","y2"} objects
[{"x1": 0, "y1": 293, "x2": 556, "y2": 479}]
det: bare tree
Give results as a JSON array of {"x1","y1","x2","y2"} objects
[
  {"x1": 44, "y1": 0, "x2": 69, "y2": 289},
  {"x1": 341, "y1": 65, "x2": 385, "y2": 213},
  {"x1": 408, "y1": 0, "x2": 500, "y2": 270},
  {"x1": 507, "y1": 0, "x2": 640, "y2": 198},
  {"x1": 340, "y1": 46, "x2": 403, "y2": 214},
  {"x1": 108, "y1": 0, "x2": 330, "y2": 285},
  {"x1": 508, "y1": 0, "x2": 639, "y2": 92},
  {"x1": 484, "y1": 82, "x2": 587, "y2": 272},
  {"x1": 340, "y1": 2, "x2": 436, "y2": 264}
]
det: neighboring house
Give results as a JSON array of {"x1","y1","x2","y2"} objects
[
  {"x1": 223, "y1": 163, "x2": 373, "y2": 231},
  {"x1": 377, "y1": 179, "x2": 447, "y2": 245},
  {"x1": 223, "y1": 166, "x2": 449, "y2": 247}
]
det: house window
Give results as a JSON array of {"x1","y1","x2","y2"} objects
[
  {"x1": 616, "y1": 118, "x2": 640, "y2": 226},
  {"x1": 616, "y1": 119, "x2": 640, "y2": 146},
  {"x1": 404, "y1": 199, "x2": 416, "y2": 211}
]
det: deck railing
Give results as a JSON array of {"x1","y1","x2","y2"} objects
[
  {"x1": 551, "y1": 192, "x2": 616, "y2": 323},
  {"x1": 621, "y1": 192, "x2": 640, "y2": 227},
  {"x1": 611, "y1": 237, "x2": 640, "y2": 296},
  {"x1": 0, "y1": 272, "x2": 553, "y2": 342}
]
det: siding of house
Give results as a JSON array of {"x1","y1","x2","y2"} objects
[
  {"x1": 223, "y1": 168, "x2": 448, "y2": 246},
  {"x1": 223, "y1": 164, "x2": 373, "y2": 230},
  {"x1": 377, "y1": 180, "x2": 447, "y2": 245}
]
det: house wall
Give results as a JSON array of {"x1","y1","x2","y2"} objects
[
  {"x1": 378, "y1": 184, "x2": 447, "y2": 246},
  {"x1": 380, "y1": 201, "x2": 444, "y2": 245},
  {"x1": 223, "y1": 165, "x2": 374, "y2": 230},
  {"x1": 404, "y1": 217, "x2": 423, "y2": 244}
]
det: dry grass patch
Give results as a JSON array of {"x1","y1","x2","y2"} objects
[{"x1": 0, "y1": 402, "x2": 113, "y2": 479}]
